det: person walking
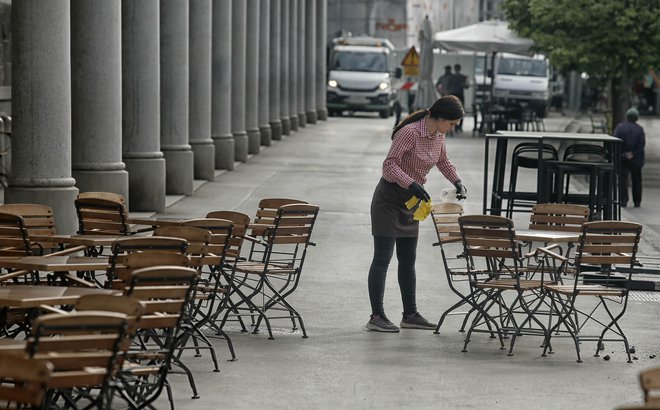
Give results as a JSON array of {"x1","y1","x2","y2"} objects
[
  {"x1": 446, "y1": 64, "x2": 470, "y2": 132},
  {"x1": 366, "y1": 95, "x2": 467, "y2": 332},
  {"x1": 614, "y1": 107, "x2": 645, "y2": 207}
]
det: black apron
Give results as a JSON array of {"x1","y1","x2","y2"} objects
[{"x1": 370, "y1": 177, "x2": 419, "y2": 237}]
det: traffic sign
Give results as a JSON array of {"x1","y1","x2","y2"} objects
[{"x1": 401, "y1": 46, "x2": 420, "y2": 76}]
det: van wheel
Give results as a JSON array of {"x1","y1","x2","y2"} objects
[{"x1": 379, "y1": 110, "x2": 389, "y2": 119}]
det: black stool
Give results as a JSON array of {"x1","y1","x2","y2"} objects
[{"x1": 505, "y1": 142, "x2": 559, "y2": 218}]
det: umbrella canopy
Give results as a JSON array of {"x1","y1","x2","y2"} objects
[
  {"x1": 433, "y1": 20, "x2": 533, "y2": 54},
  {"x1": 415, "y1": 17, "x2": 437, "y2": 110}
]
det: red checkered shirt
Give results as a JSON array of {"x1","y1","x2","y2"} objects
[{"x1": 382, "y1": 118, "x2": 460, "y2": 189}]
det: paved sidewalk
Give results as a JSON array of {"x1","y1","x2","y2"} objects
[{"x1": 154, "y1": 111, "x2": 660, "y2": 410}]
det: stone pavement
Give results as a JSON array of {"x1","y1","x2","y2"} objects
[{"x1": 151, "y1": 111, "x2": 660, "y2": 410}]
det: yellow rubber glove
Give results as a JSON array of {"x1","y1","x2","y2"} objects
[{"x1": 406, "y1": 196, "x2": 433, "y2": 221}]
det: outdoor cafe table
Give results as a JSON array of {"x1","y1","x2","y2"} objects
[
  {"x1": 0, "y1": 285, "x2": 119, "y2": 308},
  {"x1": 0, "y1": 256, "x2": 111, "y2": 286},
  {"x1": 483, "y1": 131, "x2": 622, "y2": 219},
  {"x1": 127, "y1": 217, "x2": 187, "y2": 229}
]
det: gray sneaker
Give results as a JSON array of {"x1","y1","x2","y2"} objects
[
  {"x1": 400, "y1": 312, "x2": 436, "y2": 330},
  {"x1": 365, "y1": 314, "x2": 400, "y2": 332}
]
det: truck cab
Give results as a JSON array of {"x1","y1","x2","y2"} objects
[
  {"x1": 492, "y1": 53, "x2": 552, "y2": 117},
  {"x1": 326, "y1": 36, "x2": 397, "y2": 118}
]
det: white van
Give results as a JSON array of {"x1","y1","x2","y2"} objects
[
  {"x1": 492, "y1": 53, "x2": 552, "y2": 117},
  {"x1": 326, "y1": 36, "x2": 397, "y2": 118}
]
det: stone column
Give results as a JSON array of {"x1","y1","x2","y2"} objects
[
  {"x1": 245, "y1": 0, "x2": 261, "y2": 155},
  {"x1": 304, "y1": 0, "x2": 318, "y2": 124},
  {"x1": 268, "y1": 0, "x2": 281, "y2": 142},
  {"x1": 288, "y1": 0, "x2": 299, "y2": 132},
  {"x1": 161, "y1": 0, "x2": 193, "y2": 195},
  {"x1": 296, "y1": 0, "x2": 306, "y2": 127},
  {"x1": 122, "y1": 0, "x2": 166, "y2": 212},
  {"x1": 258, "y1": 0, "x2": 272, "y2": 146},
  {"x1": 211, "y1": 0, "x2": 234, "y2": 170},
  {"x1": 279, "y1": 0, "x2": 290, "y2": 136},
  {"x1": 71, "y1": 0, "x2": 129, "y2": 203},
  {"x1": 316, "y1": 0, "x2": 328, "y2": 120},
  {"x1": 189, "y1": 0, "x2": 215, "y2": 180},
  {"x1": 8, "y1": 0, "x2": 78, "y2": 233},
  {"x1": 231, "y1": 0, "x2": 248, "y2": 161}
]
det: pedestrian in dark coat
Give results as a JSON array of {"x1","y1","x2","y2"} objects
[{"x1": 614, "y1": 107, "x2": 645, "y2": 207}]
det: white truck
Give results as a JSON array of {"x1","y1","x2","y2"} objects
[
  {"x1": 492, "y1": 53, "x2": 552, "y2": 117},
  {"x1": 326, "y1": 36, "x2": 398, "y2": 118}
]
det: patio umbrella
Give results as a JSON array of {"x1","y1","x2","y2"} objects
[
  {"x1": 433, "y1": 20, "x2": 534, "y2": 111},
  {"x1": 415, "y1": 16, "x2": 437, "y2": 110},
  {"x1": 433, "y1": 20, "x2": 533, "y2": 55}
]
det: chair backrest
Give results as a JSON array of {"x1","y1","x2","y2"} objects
[
  {"x1": 563, "y1": 143, "x2": 610, "y2": 162},
  {"x1": 0, "y1": 355, "x2": 52, "y2": 409},
  {"x1": 0, "y1": 204, "x2": 57, "y2": 255},
  {"x1": 28, "y1": 312, "x2": 128, "y2": 391},
  {"x1": 640, "y1": 367, "x2": 660, "y2": 406},
  {"x1": 512, "y1": 142, "x2": 558, "y2": 168},
  {"x1": 458, "y1": 215, "x2": 520, "y2": 273},
  {"x1": 74, "y1": 192, "x2": 130, "y2": 235},
  {"x1": 125, "y1": 266, "x2": 198, "y2": 331},
  {"x1": 180, "y1": 218, "x2": 233, "y2": 268},
  {"x1": 205, "y1": 211, "x2": 251, "y2": 261},
  {"x1": 0, "y1": 204, "x2": 56, "y2": 237},
  {"x1": 430, "y1": 203, "x2": 463, "y2": 244},
  {"x1": 107, "y1": 236, "x2": 188, "y2": 287},
  {"x1": 154, "y1": 225, "x2": 212, "y2": 268},
  {"x1": 0, "y1": 211, "x2": 32, "y2": 257},
  {"x1": 75, "y1": 294, "x2": 145, "y2": 339},
  {"x1": 251, "y1": 198, "x2": 308, "y2": 236},
  {"x1": 255, "y1": 204, "x2": 319, "y2": 272},
  {"x1": 574, "y1": 221, "x2": 642, "y2": 279},
  {"x1": 529, "y1": 203, "x2": 590, "y2": 232}
]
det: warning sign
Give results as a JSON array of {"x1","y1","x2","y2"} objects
[{"x1": 401, "y1": 46, "x2": 420, "y2": 76}]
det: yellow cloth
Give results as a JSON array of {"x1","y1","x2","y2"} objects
[{"x1": 405, "y1": 196, "x2": 433, "y2": 221}]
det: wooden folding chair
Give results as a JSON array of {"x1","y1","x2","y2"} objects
[
  {"x1": 540, "y1": 221, "x2": 643, "y2": 362},
  {"x1": 27, "y1": 311, "x2": 129, "y2": 409},
  {"x1": 458, "y1": 215, "x2": 549, "y2": 356},
  {"x1": 430, "y1": 203, "x2": 473, "y2": 334},
  {"x1": 231, "y1": 203, "x2": 319, "y2": 339},
  {"x1": 116, "y1": 266, "x2": 199, "y2": 405},
  {"x1": 154, "y1": 224, "x2": 232, "y2": 365},
  {"x1": 178, "y1": 219, "x2": 237, "y2": 361},
  {"x1": 0, "y1": 354, "x2": 53, "y2": 409},
  {"x1": 74, "y1": 192, "x2": 131, "y2": 236}
]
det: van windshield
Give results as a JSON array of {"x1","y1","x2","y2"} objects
[
  {"x1": 330, "y1": 51, "x2": 388, "y2": 72},
  {"x1": 498, "y1": 58, "x2": 547, "y2": 77}
]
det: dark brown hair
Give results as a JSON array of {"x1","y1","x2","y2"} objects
[{"x1": 391, "y1": 95, "x2": 464, "y2": 139}]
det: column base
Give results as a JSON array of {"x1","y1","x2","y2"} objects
[
  {"x1": 298, "y1": 112, "x2": 307, "y2": 127},
  {"x1": 306, "y1": 110, "x2": 318, "y2": 124},
  {"x1": 260, "y1": 124, "x2": 273, "y2": 146},
  {"x1": 233, "y1": 131, "x2": 248, "y2": 162},
  {"x1": 213, "y1": 134, "x2": 235, "y2": 170},
  {"x1": 124, "y1": 157, "x2": 166, "y2": 212},
  {"x1": 290, "y1": 115, "x2": 299, "y2": 132},
  {"x1": 162, "y1": 148, "x2": 194, "y2": 195},
  {"x1": 280, "y1": 117, "x2": 290, "y2": 137},
  {"x1": 247, "y1": 127, "x2": 261, "y2": 155},
  {"x1": 191, "y1": 140, "x2": 216, "y2": 181},
  {"x1": 72, "y1": 169, "x2": 129, "y2": 205},
  {"x1": 5, "y1": 186, "x2": 79, "y2": 234},
  {"x1": 317, "y1": 108, "x2": 328, "y2": 121}
]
